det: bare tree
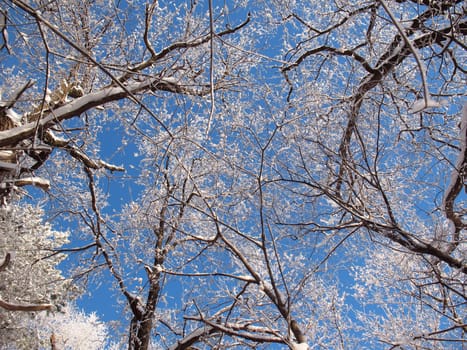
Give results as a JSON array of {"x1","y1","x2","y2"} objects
[{"x1": 0, "y1": 0, "x2": 465, "y2": 349}]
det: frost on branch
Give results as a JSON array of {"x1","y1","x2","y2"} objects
[
  {"x1": 0, "y1": 78, "x2": 126, "y2": 200},
  {"x1": 409, "y1": 97, "x2": 447, "y2": 114}
]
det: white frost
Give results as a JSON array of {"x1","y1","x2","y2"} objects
[
  {"x1": 36, "y1": 304, "x2": 109, "y2": 350},
  {"x1": 236, "y1": 275, "x2": 256, "y2": 282},
  {"x1": 409, "y1": 97, "x2": 447, "y2": 113},
  {"x1": 5, "y1": 108, "x2": 22, "y2": 123},
  {"x1": 291, "y1": 342, "x2": 309, "y2": 350}
]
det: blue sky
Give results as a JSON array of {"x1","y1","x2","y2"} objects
[{"x1": 3, "y1": 0, "x2": 465, "y2": 348}]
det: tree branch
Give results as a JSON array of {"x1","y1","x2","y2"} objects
[
  {"x1": 0, "y1": 77, "x2": 173, "y2": 147},
  {"x1": 44, "y1": 131, "x2": 124, "y2": 172},
  {"x1": 0, "y1": 298, "x2": 53, "y2": 312}
]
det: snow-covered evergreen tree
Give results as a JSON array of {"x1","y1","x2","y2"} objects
[
  {"x1": 0, "y1": 202, "x2": 70, "y2": 348},
  {"x1": 34, "y1": 303, "x2": 109, "y2": 350}
]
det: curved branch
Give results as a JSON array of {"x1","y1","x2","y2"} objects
[
  {"x1": 0, "y1": 298, "x2": 53, "y2": 312},
  {"x1": 168, "y1": 325, "x2": 218, "y2": 350},
  {"x1": 282, "y1": 45, "x2": 375, "y2": 74},
  {"x1": 380, "y1": 0, "x2": 431, "y2": 106},
  {"x1": 335, "y1": 18, "x2": 467, "y2": 196},
  {"x1": 44, "y1": 131, "x2": 124, "y2": 172},
  {"x1": 440, "y1": 104, "x2": 467, "y2": 253},
  {"x1": 122, "y1": 12, "x2": 251, "y2": 80}
]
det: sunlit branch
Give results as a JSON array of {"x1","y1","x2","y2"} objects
[
  {"x1": 167, "y1": 325, "x2": 219, "y2": 350},
  {"x1": 143, "y1": 2, "x2": 158, "y2": 58},
  {"x1": 162, "y1": 269, "x2": 256, "y2": 283},
  {"x1": 2, "y1": 177, "x2": 50, "y2": 191},
  {"x1": 440, "y1": 104, "x2": 467, "y2": 253},
  {"x1": 0, "y1": 76, "x2": 181, "y2": 147},
  {"x1": 0, "y1": 9, "x2": 10, "y2": 54}
]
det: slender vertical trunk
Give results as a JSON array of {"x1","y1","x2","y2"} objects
[
  {"x1": 50, "y1": 333, "x2": 56, "y2": 350},
  {"x1": 133, "y1": 272, "x2": 161, "y2": 350}
]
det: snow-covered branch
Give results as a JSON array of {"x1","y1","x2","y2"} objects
[
  {"x1": 161, "y1": 268, "x2": 257, "y2": 283},
  {"x1": 0, "y1": 78, "x2": 157, "y2": 147},
  {"x1": 179, "y1": 317, "x2": 283, "y2": 346},
  {"x1": 0, "y1": 298, "x2": 53, "y2": 312},
  {"x1": 168, "y1": 325, "x2": 218, "y2": 350},
  {"x1": 11, "y1": 177, "x2": 50, "y2": 191},
  {"x1": 45, "y1": 131, "x2": 124, "y2": 172}
]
